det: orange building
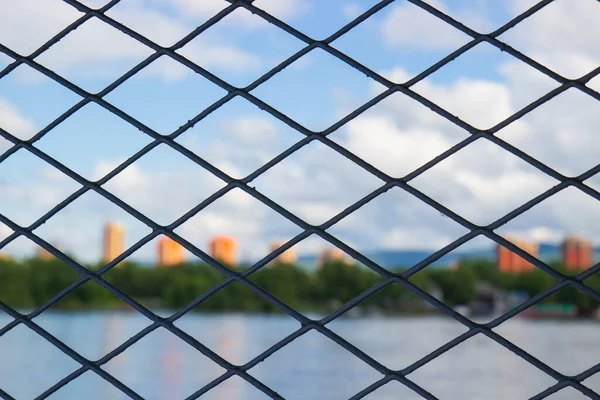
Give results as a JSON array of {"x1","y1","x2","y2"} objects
[
  {"x1": 268, "y1": 241, "x2": 297, "y2": 266},
  {"x1": 209, "y1": 236, "x2": 237, "y2": 266},
  {"x1": 157, "y1": 236, "x2": 184, "y2": 266},
  {"x1": 562, "y1": 236, "x2": 593, "y2": 271},
  {"x1": 103, "y1": 222, "x2": 124, "y2": 263},
  {"x1": 36, "y1": 246, "x2": 54, "y2": 261},
  {"x1": 318, "y1": 248, "x2": 352, "y2": 268},
  {"x1": 496, "y1": 237, "x2": 539, "y2": 273}
]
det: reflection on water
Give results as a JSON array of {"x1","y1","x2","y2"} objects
[{"x1": 0, "y1": 312, "x2": 599, "y2": 399}]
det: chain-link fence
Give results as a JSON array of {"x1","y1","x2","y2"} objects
[{"x1": 1, "y1": 0, "x2": 600, "y2": 399}]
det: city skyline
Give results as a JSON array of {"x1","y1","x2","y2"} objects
[{"x1": 4, "y1": 221, "x2": 596, "y2": 273}]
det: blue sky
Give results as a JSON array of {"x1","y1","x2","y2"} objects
[{"x1": 1, "y1": 0, "x2": 600, "y2": 264}]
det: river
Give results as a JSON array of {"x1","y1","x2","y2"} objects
[{"x1": 0, "y1": 312, "x2": 598, "y2": 399}]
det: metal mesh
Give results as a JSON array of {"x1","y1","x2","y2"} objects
[{"x1": 1, "y1": 0, "x2": 600, "y2": 399}]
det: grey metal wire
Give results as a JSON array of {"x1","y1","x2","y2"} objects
[{"x1": 0, "y1": 0, "x2": 599, "y2": 399}]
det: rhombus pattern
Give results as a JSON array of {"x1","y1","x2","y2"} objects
[{"x1": 0, "y1": 0, "x2": 600, "y2": 399}]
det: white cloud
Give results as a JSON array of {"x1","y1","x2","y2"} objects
[
  {"x1": 380, "y1": 1, "x2": 470, "y2": 50},
  {"x1": 0, "y1": 98, "x2": 36, "y2": 141},
  {"x1": 0, "y1": 0, "x2": 265, "y2": 85},
  {"x1": 501, "y1": 0, "x2": 600, "y2": 78},
  {"x1": 221, "y1": 116, "x2": 277, "y2": 144},
  {"x1": 342, "y1": 116, "x2": 458, "y2": 176},
  {"x1": 412, "y1": 76, "x2": 514, "y2": 129},
  {"x1": 0, "y1": 0, "x2": 82, "y2": 56}
]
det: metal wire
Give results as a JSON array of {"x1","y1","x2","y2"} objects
[{"x1": 0, "y1": 0, "x2": 599, "y2": 399}]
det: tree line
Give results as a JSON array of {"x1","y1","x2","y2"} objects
[{"x1": 0, "y1": 256, "x2": 598, "y2": 315}]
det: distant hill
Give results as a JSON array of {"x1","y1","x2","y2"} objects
[{"x1": 296, "y1": 243, "x2": 600, "y2": 271}]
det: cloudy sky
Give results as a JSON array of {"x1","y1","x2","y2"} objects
[{"x1": 0, "y1": 0, "x2": 600, "y2": 265}]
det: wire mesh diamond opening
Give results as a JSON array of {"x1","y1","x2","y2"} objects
[
  {"x1": 252, "y1": 140, "x2": 383, "y2": 226},
  {"x1": 411, "y1": 41, "x2": 560, "y2": 130},
  {"x1": 33, "y1": 101, "x2": 154, "y2": 180},
  {"x1": 174, "y1": 97, "x2": 304, "y2": 179},
  {"x1": 249, "y1": 330, "x2": 383, "y2": 400},
  {"x1": 177, "y1": 6, "x2": 307, "y2": 89},
  {"x1": 101, "y1": 143, "x2": 227, "y2": 226},
  {"x1": 174, "y1": 285, "x2": 302, "y2": 365},
  {"x1": 250, "y1": 47, "x2": 384, "y2": 131},
  {"x1": 410, "y1": 138, "x2": 558, "y2": 226},
  {"x1": 327, "y1": 91, "x2": 469, "y2": 178},
  {"x1": 103, "y1": 54, "x2": 228, "y2": 136},
  {"x1": 101, "y1": 327, "x2": 227, "y2": 400},
  {"x1": 408, "y1": 332, "x2": 558, "y2": 400}
]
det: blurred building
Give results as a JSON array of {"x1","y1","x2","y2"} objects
[
  {"x1": 562, "y1": 236, "x2": 593, "y2": 271},
  {"x1": 103, "y1": 222, "x2": 124, "y2": 263},
  {"x1": 0, "y1": 253, "x2": 12, "y2": 261},
  {"x1": 496, "y1": 237, "x2": 538, "y2": 273},
  {"x1": 318, "y1": 248, "x2": 352, "y2": 268},
  {"x1": 157, "y1": 236, "x2": 184, "y2": 266},
  {"x1": 209, "y1": 236, "x2": 237, "y2": 266},
  {"x1": 36, "y1": 246, "x2": 54, "y2": 261},
  {"x1": 268, "y1": 241, "x2": 297, "y2": 266}
]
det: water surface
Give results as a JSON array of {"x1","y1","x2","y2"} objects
[{"x1": 0, "y1": 312, "x2": 599, "y2": 399}]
